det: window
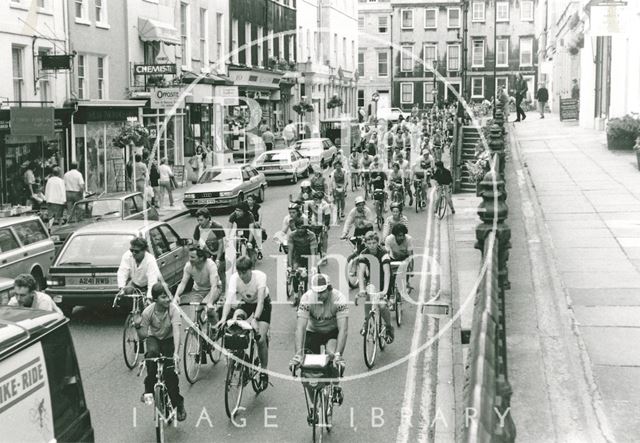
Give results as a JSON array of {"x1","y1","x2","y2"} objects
[
  {"x1": 496, "y1": 1, "x2": 509, "y2": 22},
  {"x1": 37, "y1": 0, "x2": 47, "y2": 8},
  {"x1": 0, "y1": 229, "x2": 20, "y2": 253},
  {"x1": 97, "y1": 56, "x2": 106, "y2": 99},
  {"x1": 358, "y1": 51, "x2": 365, "y2": 76},
  {"x1": 400, "y1": 82, "x2": 414, "y2": 104},
  {"x1": 496, "y1": 77, "x2": 509, "y2": 95},
  {"x1": 378, "y1": 15, "x2": 388, "y2": 33},
  {"x1": 358, "y1": 90, "x2": 365, "y2": 108},
  {"x1": 149, "y1": 228, "x2": 170, "y2": 257},
  {"x1": 447, "y1": 44, "x2": 460, "y2": 71},
  {"x1": 257, "y1": 26, "x2": 264, "y2": 67},
  {"x1": 180, "y1": 2, "x2": 190, "y2": 67},
  {"x1": 268, "y1": 30, "x2": 274, "y2": 58},
  {"x1": 343, "y1": 37, "x2": 347, "y2": 66},
  {"x1": 232, "y1": 20, "x2": 239, "y2": 63},
  {"x1": 38, "y1": 48, "x2": 50, "y2": 103},
  {"x1": 423, "y1": 44, "x2": 436, "y2": 68},
  {"x1": 401, "y1": 9, "x2": 414, "y2": 29},
  {"x1": 520, "y1": 37, "x2": 533, "y2": 66},
  {"x1": 279, "y1": 34, "x2": 285, "y2": 58},
  {"x1": 95, "y1": 0, "x2": 108, "y2": 25},
  {"x1": 445, "y1": 80, "x2": 461, "y2": 101},
  {"x1": 216, "y1": 13, "x2": 224, "y2": 61},
  {"x1": 472, "y1": 2, "x2": 485, "y2": 22},
  {"x1": 358, "y1": 15, "x2": 364, "y2": 28},
  {"x1": 472, "y1": 40, "x2": 484, "y2": 67},
  {"x1": 14, "y1": 220, "x2": 48, "y2": 246},
  {"x1": 143, "y1": 41, "x2": 160, "y2": 64},
  {"x1": 424, "y1": 8, "x2": 437, "y2": 29},
  {"x1": 77, "y1": 54, "x2": 87, "y2": 99},
  {"x1": 401, "y1": 45, "x2": 413, "y2": 72},
  {"x1": 12, "y1": 47, "x2": 24, "y2": 103},
  {"x1": 423, "y1": 82, "x2": 435, "y2": 103},
  {"x1": 159, "y1": 225, "x2": 180, "y2": 250},
  {"x1": 496, "y1": 38, "x2": 509, "y2": 67},
  {"x1": 447, "y1": 7, "x2": 461, "y2": 28},
  {"x1": 201, "y1": 9, "x2": 209, "y2": 67},
  {"x1": 74, "y1": 0, "x2": 88, "y2": 21},
  {"x1": 471, "y1": 77, "x2": 484, "y2": 98},
  {"x1": 377, "y1": 51, "x2": 388, "y2": 77},
  {"x1": 521, "y1": 1, "x2": 534, "y2": 21},
  {"x1": 244, "y1": 23, "x2": 252, "y2": 65}
]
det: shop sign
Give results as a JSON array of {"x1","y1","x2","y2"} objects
[
  {"x1": 214, "y1": 86, "x2": 239, "y2": 106},
  {"x1": 134, "y1": 64, "x2": 177, "y2": 76},
  {"x1": 10, "y1": 107, "x2": 54, "y2": 137},
  {"x1": 150, "y1": 87, "x2": 184, "y2": 109},
  {"x1": 590, "y1": 2, "x2": 628, "y2": 36},
  {"x1": 75, "y1": 107, "x2": 140, "y2": 124}
]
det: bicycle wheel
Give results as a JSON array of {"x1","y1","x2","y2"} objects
[
  {"x1": 324, "y1": 386, "x2": 334, "y2": 433},
  {"x1": 377, "y1": 215, "x2": 383, "y2": 231},
  {"x1": 225, "y1": 358, "x2": 244, "y2": 418},
  {"x1": 378, "y1": 314, "x2": 387, "y2": 351},
  {"x1": 122, "y1": 314, "x2": 139, "y2": 370},
  {"x1": 395, "y1": 287, "x2": 403, "y2": 327},
  {"x1": 437, "y1": 195, "x2": 447, "y2": 220},
  {"x1": 154, "y1": 385, "x2": 167, "y2": 443},
  {"x1": 363, "y1": 312, "x2": 377, "y2": 369},
  {"x1": 347, "y1": 257, "x2": 358, "y2": 289},
  {"x1": 312, "y1": 389, "x2": 326, "y2": 443},
  {"x1": 286, "y1": 276, "x2": 295, "y2": 300},
  {"x1": 208, "y1": 326, "x2": 223, "y2": 365},
  {"x1": 183, "y1": 327, "x2": 201, "y2": 384},
  {"x1": 415, "y1": 190, "x2": 421, "y2": 213}
]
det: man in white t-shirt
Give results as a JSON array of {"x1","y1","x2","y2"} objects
[
  {"x1": 63, "y1": 162, "x2": 85, "y2": 213},
  {"x1": 8, "y1": 274, "x2": 62, "y2": 314},
  {"x1": 283, "y1": 120, "x2": 297, "y2": 146},
  {"x1": 45, "y1": 167, "x2": 66, "y2": 228},
  {"x1": 117, "y1": 237, "x2": 161, "y2": 299}
]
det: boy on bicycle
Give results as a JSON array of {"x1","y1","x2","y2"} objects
[
  {"x1": 135, "y1": 283, "x2": 186, "y2": 422},
  {"x1": 432, "y1": 161, "x2": 456, "y2": 214}
]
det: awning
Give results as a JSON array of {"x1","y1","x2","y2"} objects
[{"x1": 138, "y1": 17, "x2": 180, "y2": 46}]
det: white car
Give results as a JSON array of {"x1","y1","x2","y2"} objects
[
  {"x1": 252, "y1": 149, "x2": 311, "y2": 183},
  {"x1": 292, "y1": 138, "x2": 338, "y2": 169},
  {"x1": 377, "y1": 107, "x2": 409, "y2": 122}
]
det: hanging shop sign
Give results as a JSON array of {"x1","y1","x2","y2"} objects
[
  {"x1": 150, "y1": 87, "x2": 184, "y2": 109},
  {"x1": 134, "y1": 64, "x2": 177, "y2": 76},
  {"x1": 214, "y1": 86, "x2": 240, "y2": 106},
  {"x1": 589, "y1": 2, "x2": 628, "y2": 36},
  {"x1": 10, "y1": 107, "x2": 54, "y2": 137},
  {"x1": 41, "y1": 54, "x2": 73, "y2": 70}
]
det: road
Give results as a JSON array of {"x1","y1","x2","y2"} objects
[{"x1": 68, "y1": 175, "x2": 448, "y2": 442}]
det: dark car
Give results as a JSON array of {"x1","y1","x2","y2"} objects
[{"x1": 50, "y1": 192, "x2": 159, "y2": 251}]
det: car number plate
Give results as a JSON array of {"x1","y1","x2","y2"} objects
[
  {"x1": 70, "y1": 277, "x2": 115, "y2": 286},
  {"x1": 199, "y1": 198, "x2": 217, "y2": 204}
]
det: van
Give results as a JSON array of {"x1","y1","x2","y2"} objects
[
  {"x1": 0, "y1": 306, "x2": 94, "y2": 441},
  {"x1": 0, "y1": 216, "x2": 55, "y2": 289}
]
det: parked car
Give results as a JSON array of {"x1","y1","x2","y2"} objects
[
  {"x1": 292, "y1": 138, "x2": 338, "y2": 169},
  {"x1": 252, "y1": 148, "x2": 311, "y2": 183},
  {"x1": 50, "y1": 192, "x2": 159, "y2": 251},
  {"x1": 0, "y1": 277, "x2": 14, "y2": 305},
  {"x1": 0, "y1": 216, "x2": 55, "y2": 290},
  {"x1": 377, "y1": 107, "x2": 409, "y2": 122},
  {"x1": 47, "y1": 220, "x2": 190, "y2": 315},
  {"x1": 0, "y1": 306, "x2": 94, "y2": 441},
  {"x1": 183, "y1": 164, "x2": 267, "y2": 213}
]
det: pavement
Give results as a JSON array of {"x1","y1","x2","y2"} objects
[
  {"x1": 448, "y1": 112, "x2": 640, "y2": 441},
  {"x1": 157, "y1": 185, "x2": 190, "y2": 222}
]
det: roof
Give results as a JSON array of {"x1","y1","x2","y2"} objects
[
  {"x1": 0, "y1": 307, "x2": 66, "y2": 359},
  {"x1": 0, "y1": 215, "x2": 42, "y2": 229},
  {"x1": 72, "y1": 219, "x2": 162, "y2": 236}
]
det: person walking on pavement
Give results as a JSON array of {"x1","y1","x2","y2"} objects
[
  {"x1": 63, "y1": 162, "x2": 84, "y2": 213},
  {"x1": 283, "y1": 120, "x2": 297, "y2": 146},
  {"x1": 515, "y1": 73, "x2": 528, "y2": 122},
  {"x1": 149, "y1": 159, "x2": 160, "y2": 208},
  {"x1": 262, "y1": 127, "x2": 275, "y2": 151},
  {"x1": 44, "y1": 166, "x2": 66, "y2": 228},
  {"x1": 157, "y1": 157, "x2": 175, "y2": 208},
  {"x1": 571, "y1": 79, "x2": 580, "y2": 100},
  {"x1": 536, "y1": 83, "x2": 549, "y2": 119},
  {"x1": 134, "y1": 154, "x2": 147, "y2": 193}
]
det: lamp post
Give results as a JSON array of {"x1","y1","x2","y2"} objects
[{"x1": 432, "y1": 60, "x2": 439, "y2": 108}]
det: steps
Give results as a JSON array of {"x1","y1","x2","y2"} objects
[{"x1": 459, "y1": 126, "x2": 482, "y2": 193}]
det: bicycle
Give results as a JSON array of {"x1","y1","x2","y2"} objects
[
  {"x1": 372, "y1": 190, "x2": 385, "y2": 231},
  {"x1": 223, "y1": 311, "x2": 268, "y2": 419},
  {"x1": 287, "y1": 266, "x2": 310, "y2": 307},
  {"x1": 350, "y1": 168, "x2": 360, "y2": 191},
  {"x1": 344, "y1": 235, "x2": 366, "y2": 289},
  {"x1": 356, "y1": 286, "x2": 389, "y2": 369},
  {"x1": 389, "y1": 261, "x2": 411, "y2": 327},
  {"x1": 413, "y1": 179, "x2": 426, "y2": 213},
  {"x1": 138, "y1": 356, "x2": 178, "y2": 443},
  {"x1": 235, "y1": 235, "x2": 257, "y2": 265},
  {"x1": 113, "y1": 288, "x2": 147, "y2": 370},
  {"x1": 434, "y1": 184, "x2": 451, "y2": 220},
  {"x1": 390, "y1": 181, "x2": 405, "y2": 207},
  {"x1": 333, "y1": 187, "x2": 346, "y2": 220},
  {"x1": 291, "y1": 348, "x2": 342, "y2": 443},
  {"x1": 180, "y1": 301, "x2": 223, "y2": 384},
  {"x1": 362, "y1": 169, "x2": 371, "y2": 200}
]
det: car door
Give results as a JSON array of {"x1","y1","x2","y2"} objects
[
  {"x1": 0, "y1": 227, "x2": 25, "y2": 276},
  {"x1": 146, "y1": 227, "x2": 174, "y2": 286},
  {"x1": 122, "y1": 196, "x2": 139, "y2": 219},
  {"x1": 10, "y1": 219, "x2": 55, "y2": 280},
  {"x1": 158, "y1": 224, "x2": 187, "y2": 287},
  {"x1": 241, "y1": 167, "x2": 253, "y2": 194},
  {"x1": 290, "y1": 152, "x2": 299, "y2": 174},
  {"x1": 294, "y1": 150, "x2": 309, "y2": 173},
  {"x1": 135, "y1": 193, "x2": 158, "y2": 220}
]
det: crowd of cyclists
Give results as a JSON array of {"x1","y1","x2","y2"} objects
[{"x1": 108, "y1": 104, "x2": 459, "y2": 427}]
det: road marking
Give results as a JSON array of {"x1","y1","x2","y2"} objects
[{"x1": 396, "y1": 187, "x2": 437, "y2": 443}]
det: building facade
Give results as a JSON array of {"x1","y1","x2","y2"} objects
[
  {"x1": 357, "y1": 0, "x2": 393, "y2": 119},
  {"x1": 465, "y1": 0, "x2": 538, "y2": 104}
]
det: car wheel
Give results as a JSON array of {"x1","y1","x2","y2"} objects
[
  {"x1": 31, "y1": 268, "x2": 45, "y2": 291},
  {"x1": 291, "y1": 171, "x2": 298, "y2": 184},
  {"x1": 303, "y1": 166, "x2": 310, "y2": 177},
  {"x1": 59, "y1": 303, "x2": 74, "y2": 317},
  {"x1": 258, "y1": 186, "x2": 265, "y2": 203}
]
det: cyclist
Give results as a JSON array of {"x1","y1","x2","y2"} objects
[
  {"x1": 135, "y1": 282, "x2": 186, "y2": 422},
  {"x1": 334, "y1": 148, "x2": 346, "y2": 166},
  {"x1": 282, "y1": 202, "x2": 309, "y2": 235},
  {"x1": 174, "y1": 246, "x2": 221, "y2": 322},
  {"x1": 290, "y1": 273, "x2": 348, "y2": 418},
  {"x1": 381, "y1": 202, "x2": 409, "y2": 240},
  {"x1": 341, "y1": 195, "x2": 374, "y2": 242},
  {"x1": 117, "y1": 237, "x2": 162, "y2": 300},
  {"x1": 228, "y1": 202, "x2": 258, "y2": 256},
  {"x1": 308, "y1": 191, "x2": 331, "y2": 261},
  {"x1": 217, "y1": 256, "x2": 271, "y2": 385},
  {"x1": 388, "y1": 162, "x2": 405, "y2": 206},
  {"x1": 245, "y1": 194, "x2": 264, "y2": 260},
  {"x1": 287, "y1": 219, "x2": 319, "y2": 304},
  {"x1": 329, "y1": 160, "x2": 348, "y2": 219},
  {"x1": 396, "y1": 152, "x2": 413, "y2": 207},
  {"x1": 356, "y1": 231, "x2": 394, "y2": 343},
  {"x1": 361, "y1": 150, "x2": 373, "y2": 194},
  {"x1": 193, "y1": 208, "x2": 225, "y2": 263},
  {"x1": 349, "y1": 148, "x2": 361, "y2": 187},
  {"x1": 370, "y1": 156, "x2": 388, "y2": 212},
  {"x1": 412, "y1": 151, "x2": 434, "y2": 207},
  {"x1": 294, "y1": 179, "x2": 315, "y2": 215},
  {"x1": 310, "y1": 166, "x2": 328, "y2": 196},
  {"x1": 432, "y1": 160, "x2": 456, "y2": 214}
]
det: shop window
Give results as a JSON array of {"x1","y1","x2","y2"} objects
[
  {"x1": 13, "y1": 220, "x2": 48, "y2": 246},
  {"x1": 0, "y1": 229, "x2": 20, "y2": 253}
]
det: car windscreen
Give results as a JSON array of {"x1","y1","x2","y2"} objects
[
  {"x1": 256, "y1": 152, "x2": 289, "y2": 163},
  {"x1": 294, "y1": 141, "x2": 321, "y2": 150},
  {"x1": 57, "y1": 234, "x2": 134, "y2": 266},
  {"x1": 198, "y1": 169, "x2": 242, "y2": 183},
  {"x1": 70, "y1": 200, "x2": 121, "y2": 222}
]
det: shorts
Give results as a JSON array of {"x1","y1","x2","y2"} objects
[
  {"x1": 234, "y1": 296, "x2": 272, "y2": 324},
  {"x1": 47, "y1": 203, "x2": 65, "y2": 219},
  {"x1": 304, "y1": 329, "x2": 339, "y2": 354}
]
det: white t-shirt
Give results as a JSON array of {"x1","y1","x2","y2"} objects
[
  {"x1": 44, "y1": 176, "x2": 66, "y2": 205},
  {"x1": 226, "y1": 270, "x2": 267, "y2": 304},
  {"x1": 63, "y1": 169, "x2": 85, "y2": 192},
  {"x1": 159, "y1": 164, "x2": 174, "y2": 182},
  {"x1": 8, "y1": 291, "x2": 62, "y2": 314}
]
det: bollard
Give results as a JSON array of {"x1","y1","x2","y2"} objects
[
  {"x1": 494, "y1": 106, "x2": 505, "y2": 135},
  {"x1": 488, "y1": 124, "x2": 506, "y2": 178}
]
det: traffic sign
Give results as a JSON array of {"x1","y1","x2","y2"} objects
[{"x1": 372, "y1": 92, "x2": 380, "y2": 102}]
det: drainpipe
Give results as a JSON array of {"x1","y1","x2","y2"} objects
[{"x1": 389, "y1": 11, "x2": 394, "y2": 106}]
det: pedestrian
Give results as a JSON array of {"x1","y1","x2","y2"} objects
[
  {"x1": 126, "y1": 157, "x2": 134, "y2": 191},
  {"x1": 22, "y1": 161, "x2": 37, "y2": 205},
  {"x1": 283, "y1": 120, "x2": 297, "y2": 146},
  {"x1": 44, "y1": 166, "x2": 66, "y2": 228},
  {"x1": 63, "y1": 162, "x2": 85, "y2": 213},
  {"x1": 158, "y1": 157, "x2": 175, "y2": 208},
  {"x1": 514, "y1": 73, "x2": 528, "y2": 122},
  {"x1": 134, "y1": 154, "x2": 147, "y2": 193},
  {"x1": 149, "y1": 158, "x2": 160, "y2": 207},
  {"x1": 262, "y1": 127, "x2": 275, "y2": 151},
  {"x1": 259, "y1": 119, "x2": 269, "y2": 134},
  {"x1": 535, "y1": 83, "x2": 549, "y2": 119},
  {"x1": 497, "y1": 86, "x2": 510, "y2": 121},
  {"x1": 571, "y1": 79, "x2": 580, "y2": 100},
  {"x1": 8, "y1": 274, "x2": 62, "y2": 314}
]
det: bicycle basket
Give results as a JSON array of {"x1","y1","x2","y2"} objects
[
  {"x1": 224, "y1": 327, "x2": 250, "y2": 351},
  {"x1": 373, "y1": 190, "x2": 385, "y2": 200},
  {"x1": 301, "y1": 354, "x2": 332, "y2": 379}
]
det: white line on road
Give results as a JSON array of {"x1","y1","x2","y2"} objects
[{"x1": 396, "y1": 188, "x2": 437, "y2": 443}]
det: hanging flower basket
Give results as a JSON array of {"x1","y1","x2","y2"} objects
[
  {"x1": 293, "y1": 101, "x2": 314, "y2": 115},
  {"x1": 327, "y1": 95, "x2": 344, "y2": 109},
  {"x1": 113, "y1": 123, "x2": 150, "y2": 149}
]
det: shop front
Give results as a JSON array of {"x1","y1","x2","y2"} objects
[
  {"x1": 228, "y1": 67, "x2": 283, "y2": 131},
  {"x1": 0, "y1": 108, "x2": 71, "y2": 206},
  {"x1": 73, "y1": 101, "x2": 145, "y2": 194}
]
